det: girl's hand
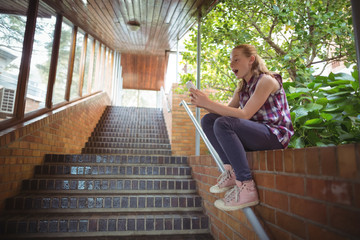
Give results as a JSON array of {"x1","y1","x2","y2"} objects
[{"x1": 189, "y1": 88, "x2": 209, "y2": 108}]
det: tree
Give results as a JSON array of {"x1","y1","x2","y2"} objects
[{"x1": 180, "y1": 0, "x2": 355, "y2": 101}]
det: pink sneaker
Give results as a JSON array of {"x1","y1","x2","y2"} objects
[
  {"x1": 209, "y1": 170, "x2": 236, "y2": 193},
  {"x1": 214, "y1": 180, "x2": 259, "y2": 211}
]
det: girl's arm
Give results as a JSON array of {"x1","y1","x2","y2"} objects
[
  {"x1": 190, "y1": 75, "x2": 279, "y2": 120},
  {"x1": 228, "y1": 89, "x2": 240, "y2": 108}
]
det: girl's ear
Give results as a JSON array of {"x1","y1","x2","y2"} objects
[{"x1": 249, "y1": 55, "x2": 256, "y2": 65}]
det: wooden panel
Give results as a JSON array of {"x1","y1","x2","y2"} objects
[
  {"x1": 42, "y1": 0, "x2": 219, "y2": 55},
  {"x1": 121, "y1": 53, "x2": 166, "y2": 91},
  {"x1": 4, "y1": 0, "x2": 220, "y2": 90}
]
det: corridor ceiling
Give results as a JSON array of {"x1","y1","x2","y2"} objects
[
  {"x1": 44, "y1": 0, "x2": 219, "y2": 55},
  {"x1": 0, "y1": 0, "x2": 219, "y2": 90}
]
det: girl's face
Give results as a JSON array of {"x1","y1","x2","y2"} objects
[{"x1": 230, "y1": 48, "x2": 254, "y2": 81}]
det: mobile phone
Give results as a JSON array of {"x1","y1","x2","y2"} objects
[{"x1": 186, "y1": 81, "x2": 196, "y2": 90}]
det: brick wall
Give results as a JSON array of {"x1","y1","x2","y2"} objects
[
  {"x1": 0, "y1": 92, "x2": 110, "y2": 211},
  {"x1": 188, "y1": 144, "x2": 360, "y2": 240},
  {"x1": 171, "y1": 87, "x2": 209, "y2": 156}
]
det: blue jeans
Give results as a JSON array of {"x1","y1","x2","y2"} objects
[{"x1": 201, "y1": 113, "x2": 284, "y2": 181}]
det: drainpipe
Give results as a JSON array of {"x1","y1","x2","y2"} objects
[
  {"x1": 351, "y1": 0, "x2": 360, "y2": 83},
  {"x1": 176, "y1": 38, "x2": 179, "y2": 83},
  {"x1": 195, "y1": 12, "x2": 201, "y2": 156}
]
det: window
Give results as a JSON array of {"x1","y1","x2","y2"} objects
[
  {"x1": 70, "y1": 29, "x2": 84, "y2": 100},
  {"x1": 91, "y1": 41, "x2": 100, "y2": 93},
  {"x1": 82, "y1": 36, "x2": 93, "y2": 96},
  {"x1": 25, "y1": 9, "x2": 57, "y2": 114},
  {"x1": 52, "y1": 19, "x2": 72, "y2": 105},
  {"x1": 0, "y1": 12, "x2": 27, "y2": 122},
  {"x1": 121, "y1": 89, "x2": 160, "y2": 108}
]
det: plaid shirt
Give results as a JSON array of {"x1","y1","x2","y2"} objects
[{"x1": 239, "y1": 74, "x2": 294, "y2": 148}]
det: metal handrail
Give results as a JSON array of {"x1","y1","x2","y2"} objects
[{"x1": 179, "y1": 100, "x2": 269, "y2": 240}]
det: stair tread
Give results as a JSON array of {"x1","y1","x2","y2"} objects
[{"x1": 4, "y1": 106, "x2": 211, "y2": 238}]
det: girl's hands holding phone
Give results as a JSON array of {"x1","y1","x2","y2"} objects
[{"x1": 189, "y1": 88, "x2": 209, "y2": 108}]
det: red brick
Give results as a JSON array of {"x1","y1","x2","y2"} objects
[
  {"x1": 319, "y1": 146, "x2": 338, "y2": 176},
  {"x1": 267, "y1": 150, "x2": 275, "y2": 171},
  {"x1": 337, "y1": 144, "x2": 357, "y2": 179},
  {"x1": 354, "y1": 183, "x2": 360, "y2": 208},
  {"x1": 255, "y1": 205, "x2": 275, "y2": 224},
  {"x1": 306, "y1": 178, "x2": 352, "y2": 205},
  {"x1": 274, "y1": 149, "x2": 283, "y2": 172},
  {"x1": 264, "y1": 189, "x2": 289, "y2": 211},
  {"x1": 276, "y1": 212, "x2": 306, "y2": 238},
  {"x1": 329, "y1": 205, "x2": 360, "y2": 237},
  {"x1": 267, "y1": 224, "x2": 291, "y2": 240},
  {"x1": 307, "y1": 223, "x2": 347, "y2": 240},
  {"x1": 254, "y1": 173, "x2": 275, "y2": 189},
  {"x1": 276, "y1": 175, "x2": 305, "y2": 195},
  {"x1": 305, "y1": 147, "x2": 320, "y2": 175},
  {"x1": 290, "y1": 197, "x2": 327, "y2": 224},
  {"x1": 259, "y1": 151, "x2": 267, "y2": 171},
  {"x1": 293, "y1": 149, "x2": 305, "y2": 174},
  {"x1": 251, "y1": 151, "x2": 260, "y2": 170},
  {"x1": 283, "y1": 149, "x2": 294, "y2": 172}
]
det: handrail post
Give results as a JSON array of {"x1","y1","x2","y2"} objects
[{"x1": 180, "y1": 100, "x2": 269, "y2": 240}]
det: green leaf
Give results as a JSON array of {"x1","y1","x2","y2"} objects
[
  {"x1": 304, "y1": 118, "x2": 323, "y2": 125},
  {"x1": 305, "y1": 103, "x2": 323, "y2": 111},
  {"x1": 293, "y1": 107, "x2": 308, "y2": 120},
  {"x1": 320, "y1": 112, "x2": 333, "y2": 121}
]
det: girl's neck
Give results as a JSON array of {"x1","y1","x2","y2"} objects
[{"x1": 243, "y1": 71, "x2": 253, "y2": 83}]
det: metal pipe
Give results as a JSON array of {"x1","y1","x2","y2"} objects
[
  {"x1": 351, "y1": 0, "x2": 360, "y2": 83},
  {"x1": 180, "y1": 100, "x2": 224, "y2": 172},
  {"x1": 180, "y1": 100, "x2": 269, "y2": 240},
  {"x1": 195, "y1": 12, "x2": 201, "y2": 156}
]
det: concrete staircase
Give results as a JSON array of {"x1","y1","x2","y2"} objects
[{"x1": 1, "y1": 106, "x2": 213, "y2": 239}]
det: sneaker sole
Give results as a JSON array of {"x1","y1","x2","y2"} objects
[
  {"x1": 209, "y1": 185, "x2": 234, "y2": 194},
  {"x1": 214, "y1": 199, "x2": 259, "y2": 211}
]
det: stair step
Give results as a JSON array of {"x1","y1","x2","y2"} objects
[
  {"x1": 34, "y1": 164, "x2": 191, "y2": 178},
  {"x1": 92, "y1": 128, "x2": 167, "y2": 134},
  {"x1": 87, "y1": 136, "x2": 170, "y2": 144},
  {"x1": 81, "y1": 148, "x2": 172, "y2": 155},
  {"x1": 22, "y1": 178, "x2": 197, "y2": 193},
  {"x1": 6, "y1": 194, "x2": 203, "y2": 212},
  {"x1": 95, "y1": 123, "x2": 166, "y2": 128},
  {"x1": 0, "y1": 213, "x2": 209, "y2": 237},
  {"x1": 44, "y1": 155, "x2": 188, "y2": 165},
  {"x1": 91, "y1": 132, "x2": 169, "y2": 138},
  {"x1": 84, "y1": 142, "x2": 171, "y2": 150}
]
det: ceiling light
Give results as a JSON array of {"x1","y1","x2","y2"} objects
[{"x1": 127, "y1": 19, "x2": 141, "y2": 32}]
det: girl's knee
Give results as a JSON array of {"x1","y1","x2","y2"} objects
[
  {"x1": 201, "y1": 113, "x2": 220, "y2": 128},
  {"x1": 214, "y1": 116, "x2": 232, "y2": 132}
]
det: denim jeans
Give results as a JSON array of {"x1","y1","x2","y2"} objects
[{"x1": 201, "y1": 113, "x2": 284, "y2": 181}]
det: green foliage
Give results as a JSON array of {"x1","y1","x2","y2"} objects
[
  {"x1": 181, "y1": 0, "x2": 355, "y2": 97},
  {"x1": 284, "y1": 68, "x2": 360, "y2": 148},
  {"x1": 179, "y1": 0, "x2": 359, "y2": 147}
]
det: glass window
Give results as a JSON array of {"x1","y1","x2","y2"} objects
[
  {"x1": 121, "y1": 89, "x2": 158, "y2": 108},
  {"x1": 70, "y1": 29, "x2": 84, "y2": 100},
  {"x1": 52, "y1": 19, "x2": 72, "y2": 104},
  {"x1": 25, "y1": 7, "x2": 57, "y2": 114},
  {"x1": 82, "y1": 36, "x2": 93, "y2": 96},
  {"x1": 91, "y1": 40, "x2": 100, "y2": 93},
  {"x1": 98, "y1": 45, "x2": 105, "y2": 90},
  {"x1": 0, "y1": 12, "x2": 27, "y2": 122}
]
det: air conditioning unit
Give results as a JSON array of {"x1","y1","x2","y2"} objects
[{"x1": 0, "y1": 87, "x2": 15, "y2": 119}]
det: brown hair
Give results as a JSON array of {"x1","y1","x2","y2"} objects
[{"x1": 233, "y1": 44, "x2": 274, "y2": 92}]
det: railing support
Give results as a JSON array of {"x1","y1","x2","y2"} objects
[{"x1": 180, "y1": 100, "x2": 269, "y2": 240}]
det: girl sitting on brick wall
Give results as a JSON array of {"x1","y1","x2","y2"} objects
[{"x1": 189, "y1": 44, "x2": 294, "y2": 211}]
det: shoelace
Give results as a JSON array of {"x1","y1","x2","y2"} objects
[
  {"x1": 224, "y1": 183, "x2": 246, "y2": 203},
  {"x1": 217, "y1": 170, "x2": 232, "y2": 185}
]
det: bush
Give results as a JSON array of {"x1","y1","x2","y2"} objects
[{"x1": 284, "y1": 69, "x2": 360, "y2": 148}]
